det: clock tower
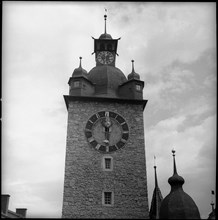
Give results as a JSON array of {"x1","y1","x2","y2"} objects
[{"x1": 62, "y1": 13, "x2": 149, "y2": 218}]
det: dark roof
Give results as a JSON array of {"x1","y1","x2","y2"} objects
[
  {"x1": 159, "y1": 150, "x2": 201, "y2": 219},
  {"x1": 149, "y1": 165, "x2": 163, "y2": 219},
  {"x1": 127, "y1": 60, "x2": 140, "y2": 80},
  {"x1": 128, "y1": 71, "x2": 140, "y2": 80},
  {"x1": 72, "y1": 57, "x2": 88, "y2": 79},
  {"x1": 159, "y1": 189, "x2": 201, "y2": 219},
  {"x1": 99, "y1": 33, "x2": 113, "y2": 39},
  {"x1": 208, "y1": 208, "x2": 216, "y2": 219},
  {"x1": 88, "y1": 65, "x2": 127, "y2": 98}
]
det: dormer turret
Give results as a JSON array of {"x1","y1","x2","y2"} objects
[
  {"x1": 118, "y1": 60, "x2": 144, "y2": 100},
  {"x1": 68, "y1": 57, "x2": 94, "y2": 96}
]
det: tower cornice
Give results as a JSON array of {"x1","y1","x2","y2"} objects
[{"x1": 63, "y1": 95, "x2": 147, "y2": 110}]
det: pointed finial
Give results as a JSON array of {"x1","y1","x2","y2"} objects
[
  {"x1": 172, "y1": 148, "x2": 178, "y2": 175},
  {"x1": 154, "y1": 155, "x2": 158, "y2": 187},
  {"x1": 154, "y1": 155, "x2": 156, "y2": 168},
  {"x1": 131, "y1": 60, "x2": 135, "y2": 73},
  {"x1": 104, "y1": 8, "x2": 107, "y2": 34},
  {"x1": 79, "y1": 56, "x2": 82, "y2": 68}
]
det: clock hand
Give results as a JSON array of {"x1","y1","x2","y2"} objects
[{"x1": 102, "y1": 116, "x2": 112, "y2": 145}]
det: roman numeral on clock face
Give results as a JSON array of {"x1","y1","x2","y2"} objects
[
  {"x1": 88, "y1": 137, "x2": 94, "y2": 143},
  {"x1": 96, "y1": 144, "x2": 101, "y2": 150}
]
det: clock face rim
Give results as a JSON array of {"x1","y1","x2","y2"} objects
[
  {"x1": 84, "y1": 111, "x2": 129, "y2": 153},
  {"x1": 97, "y1": 51, "x2": 114, "y2": 65}
]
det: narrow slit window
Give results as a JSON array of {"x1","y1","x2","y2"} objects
[
  {"x1": 102, "y1": 156, "x2": 113, "y2": 171},
  {"x1": 105, "y1": 158, "x2": 111, "y2": 169},
  {"x1": 104, "y1": 192, "x2": 112, "y2": 205}
]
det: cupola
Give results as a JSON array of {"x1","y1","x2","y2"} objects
[
  {"x1": 118, "y1": 60, "x2": 144, "y2": 100},
  {"x1": 127, "y1": 60, "x2": 140, "y2": 80},
  {"x1": 159, "y1": 150, "x2": 201, "y2": 219},
  {"x1": 68, "y1": 57, "x2": 94, "y2": 96},
  {"x1": 99, "y1": 14, "x2": 113, "y2": 39},
  {"x1": 92, "y1": 12, "x2": 120, "y2": 67}
]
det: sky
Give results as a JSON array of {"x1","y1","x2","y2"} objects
[{"x1": 2, "y1": 1, "x2": 216, "y2": 218}]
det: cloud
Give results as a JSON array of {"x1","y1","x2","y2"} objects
[
  {"x1": 143, "y1": 47, "x2": 216, "y2": 128},
  {"x1": 107, "y1": 2, "x2": 216, "y2": 75}
]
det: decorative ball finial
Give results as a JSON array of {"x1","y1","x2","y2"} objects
[{"x1": 172, "y1": 149, "x2": 176, "y2": 156}]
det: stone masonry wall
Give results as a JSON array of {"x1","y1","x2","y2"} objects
[{"x1": 62, "y1": 99, "x2": 149, "y2": 218}]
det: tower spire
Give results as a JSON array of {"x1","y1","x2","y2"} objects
[
  {"x1": 149, "y1": 156, "x2": 163, "y2": 219},
  {"x1": 104, "y1": 8, "x2": 107, "y2": 34},
  {"x1": 79, "y1": 56, "x2": 82, "y2": 68},
  {"x1": 154, "y1": 156, "x2": 158, "y2": 187},
  {"x1": 172, "y1": 148, "x2": 178, "y2": 175},
  {"x1": 131, "y1": 60, "x2": 135, "y2": 73},
  {"x1": 168, "y1": 149, "x2": 184, "y2": 189}
]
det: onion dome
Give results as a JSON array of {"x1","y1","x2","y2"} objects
[
  {"x1": 88, "y1": 65, "x2": 127, "y2": 97},
  {"x1": 99, "y1": 13, "x2": 113, "y2": 40},
  {"x1": 72, "y1": 57, "x2": 88, "y2": 78},
  {"x1": 159, "y1": 150, "x2": 201, "y2": 219},
  {"x1": 127, "y1": 60, "x2": 140, "y2": 80}
]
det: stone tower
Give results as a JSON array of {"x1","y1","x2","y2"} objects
[{"x1": 62, "y1": 13, "x2": 149, "y2": 218}]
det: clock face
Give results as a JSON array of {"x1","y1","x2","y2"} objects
[
  {"x1": 85, "y1": 111, "x2": 129, "y2": 153},
  {"x1": 97, "y1": 51, "x2": 114, "y2": 65}
]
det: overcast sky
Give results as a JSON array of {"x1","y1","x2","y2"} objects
[{"x1": 2, "y1": 2, "x2": 216, "y2": 218}]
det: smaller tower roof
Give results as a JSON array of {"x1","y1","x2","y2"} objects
[
  {"x1": 159, "y1": 149, "x2": 201, "y2": 219},
  {"x1": 149, "y1": 156, "x2": 163, "y2": 219},
  {"x1": 72, "y1": 57, "x2": 88, "y2": 78},
  {"x1": 127, "y1": 60, "x2": 140, "y2": 80}
]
